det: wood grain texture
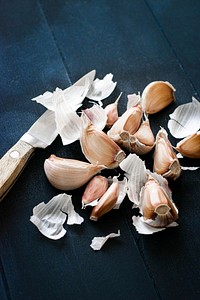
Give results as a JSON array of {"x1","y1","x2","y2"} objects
[{"x1": 0, "y1": 140, "x2": 34, "y2": 201}]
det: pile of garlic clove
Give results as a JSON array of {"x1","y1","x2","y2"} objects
[{"x1": 31, "y1": 71, "x2": 200, "y2": 237}]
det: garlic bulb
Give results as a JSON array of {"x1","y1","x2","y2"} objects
[
  {"x1": 82, "y1": 175, "x2": 108, "y2": 207},
  {"x1": 176, "y1": 131, "x2": 200, "y2": 158},
  {"x1": 153, "y1": 128, "x2": 181, "y2": 180},
  {"x1": 90, "y1": 180, "x2": 120, "y2": 221},
  {"x1": 142, "y1": 81, "x2": 176, "y2": 114},
  {"x1": 44, "y1": 155, "x2": 106, "y2": 190},
  {"x1": 139, "y1": 175, "x2": 178, "y2": 228},
  {"x1": 80, "y1": 113, "x2": 126, "y2": 169}
]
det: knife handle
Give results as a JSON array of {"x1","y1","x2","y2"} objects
[{"x1": 0, "y1": 140, "x2": 35, "y2": 201}]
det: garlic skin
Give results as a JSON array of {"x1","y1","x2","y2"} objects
[
  {"x1": 139, "y1": 175, "x2": 178, "y2": 228},
  {"x1": 44, "y1": 155, "x2": 106, "y2": 190},
  {"x1": 153, "y1": 128, "x2": 181, "y2": 180},
  {"x1": 176, "y1": 131, "x2": 200, "y2": 159},
  {"x1": 142, "y1": 81, "x2": 176, "y2": 114},
  {"x1": 90, "y1": 181, "x2": 120, "y2": 221},
  {"x1": 82, "y1": 175, "x2": 108, "y2": 207},
  {"x1": 104, "y1": 93, "x2": 122, "y2": 127},
  {"x1": 80, "y1": 113, "x2": 126, "y2": 169}
]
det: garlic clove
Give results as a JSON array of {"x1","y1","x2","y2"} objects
[
  {"x1": 104, "y1": 92, "x2": 122, "y2": 127},
  {"x1": 129, "y1": 118, "x2": 155, "y2": 155},
  {"x1": 112, "y1": 117, "x2": 155, "y2": 155},
  {"x1": 80, "y1": 112, "x2": 126, "y2": 169},
  {"x1": 123, "y1": 105, "x2": 143, "y2": 134},
  {"x1": 82, "y1": 175, "x2": 108, "y2": 207},
  {"x1": 139, "y1": 175, "x2": 178, "y2": 228},
  {"x1": 90, "y1": 181, "x2": 120, "y2": 221},
  {"x1": 129, "y1": 137, "x2": 154, "y2": 155},
  {"x1": 176, "y1": 131, "x2": 200, "y2": 158},
  {"x1": 44, "y1": 155, "x2": 106, "y2": 190},
  {"x1": 134, "y1": 119, "x2": 155, "y2": 147},
  {"x1": 153, "y1": 128, "x2": 181, "y2": 180},
  {"x1": 107, "y1": 104, "x2": 142, "y2": 138},
  {"x1": 142, "y1": 81, "x2": 176, "y2": 114}
]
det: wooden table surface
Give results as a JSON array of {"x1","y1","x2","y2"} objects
[{"x1": 0, "y1": 1, "x2": 200, "y2": 299}]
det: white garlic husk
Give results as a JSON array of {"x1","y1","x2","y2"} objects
[{"x1": 44, "y1": 155, "x2": 106, "y2": 190}]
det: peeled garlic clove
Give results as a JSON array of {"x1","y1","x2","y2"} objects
[
  {"x1": 139, "y1": 175, "x2": 178, "y2": 228},
  {"x1": 153, "y1": 128, "x2": 181, "y2": 180},
  {"x1": 44, "y1": 155, "x2": 106, "y2": 190},
  {"x1": 90, "y1": 181, "x2": 120, "y2": 221},
  {"x1": 104, "y1": 93, "x2": 122, "y2": 127},
  {"x1": 80, "y1": 113, "x2": 126, "y2": 169},
  {"x1": 82, "y1": 175, "x2": 108, "y2": 207},
  {"x1": 142, "y1": 81, "x2": 176, "y2": 114},
  {"x1": 176, "y1": 131, "x2": 200, "y2": 159}
]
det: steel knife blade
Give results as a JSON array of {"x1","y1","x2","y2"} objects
[{"x1": 0, "y1": 109, "x2": 57, "y2": 201}]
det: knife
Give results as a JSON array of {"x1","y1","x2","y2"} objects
[
  {"x1": 0, "y1": 70, "x2": 96, "y2": 201},
  {"x1": 0, "y1": 109, "x2": 57, "y2": 201}
]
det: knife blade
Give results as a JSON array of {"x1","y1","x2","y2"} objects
[{"x1": 0, "y1": 109, "x2": 57, "y2": 201}]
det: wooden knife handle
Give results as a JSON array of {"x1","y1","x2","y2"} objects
[{"x1": 0, "y1": 140, "x2": 35, "y2": 201}]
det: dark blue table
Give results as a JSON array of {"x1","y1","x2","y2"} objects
[{"x1": 1, "y1": 1, "x2": 200, "y2": 299}]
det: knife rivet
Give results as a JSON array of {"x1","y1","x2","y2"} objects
[{"x1": 10, "y1": 150, "x2": 20, "y2": 159}]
